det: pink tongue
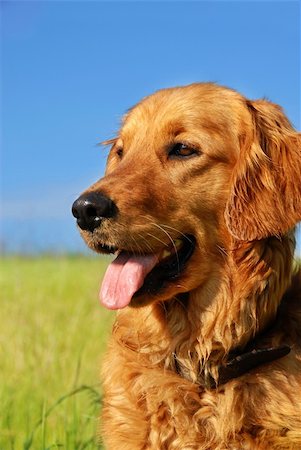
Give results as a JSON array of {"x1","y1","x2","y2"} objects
[{"x1": 100, "y1": 252, "x2": 159, "y2": 310}]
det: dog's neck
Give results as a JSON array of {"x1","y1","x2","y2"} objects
[{"x1": 156, "y1": 231, "x2": 295, "y2": 383}]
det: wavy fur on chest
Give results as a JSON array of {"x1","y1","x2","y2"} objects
[{"x1": 102, "y1": 237, "x2": 301, "y2": 449}]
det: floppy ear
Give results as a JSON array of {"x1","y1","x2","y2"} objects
[{"x1": 225, "y1": 99, "x2": 301, "y2": 241}]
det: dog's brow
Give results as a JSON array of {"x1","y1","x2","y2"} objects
[{"x1": 97, "y1": 137, "x2": 118, "y2": 147}]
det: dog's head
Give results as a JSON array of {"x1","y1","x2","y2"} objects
[{"x1": 72, "y1": 83, "x2": 301, "y2": 309}]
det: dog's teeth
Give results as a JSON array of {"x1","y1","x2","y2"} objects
[
  {"x1": 162, "y1": 250, "x2": 172, "y2": 259},
  {"x1": 161, "y1": 240, "x2": 183, "y2": 260},
  {"x1": 175, "y1": 239, "x2": 183, "y2": 250}
]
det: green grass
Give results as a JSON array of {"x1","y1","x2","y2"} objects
[{"x1": 0, "y1": 255, "x2": 114, "y2": 450}]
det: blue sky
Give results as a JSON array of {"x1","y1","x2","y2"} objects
[{"x1": 1, "y1": 0, "x2": 300, "y2": 254}]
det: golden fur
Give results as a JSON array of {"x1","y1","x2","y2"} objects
[{"x1": 79, "y1": 83, "x2": 301, "y2": 449}]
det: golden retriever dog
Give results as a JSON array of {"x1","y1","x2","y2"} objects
[{"x1": 72, "y1": 83, "x2": 301, "y2": 449}]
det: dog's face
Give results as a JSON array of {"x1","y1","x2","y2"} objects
[{"x1": 72, "y1": 83, "x2": 301, "y2": 309}]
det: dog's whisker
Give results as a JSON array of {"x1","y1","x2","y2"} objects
[
  {"x1": 130, "y1": 235, "x2": 146, "y2": 256},
  {"x1": 138, "y1": 218, "x2": 193, "y2": 245},
  {"x1": 137, "y1": 233, "x2": 155, "y2": 253},
  {"x1": 158, "y1": 224, "x2": 194, "y2": 244},
  {"x1": 216, "y1": 244, "x2": 228, "y2": 257},
  {"x1": 152, "y1": 223, "x2": 181, "y2": 274},
  {"x1": 145, "y1": 232, "x2": 169, "y2": 248}
]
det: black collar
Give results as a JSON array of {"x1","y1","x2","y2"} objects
[
  {"x1": 170, "y1": 293, "x2": 291, "y2": 389},
  {"x1": 201, "y1": 344, "x2": 291, "y2": 389},
  {"x1": 174, "y1": 328, "x2": 291, "y2": 390}
]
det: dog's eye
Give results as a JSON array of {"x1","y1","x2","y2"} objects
[
  {"x1": 116, "y1": 147, "x2": 123, "y2": 158},
  {"x1": 168, "y1": 143, "x2": 197, "y2": 159}
]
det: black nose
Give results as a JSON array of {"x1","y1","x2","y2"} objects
[{"x1": 72, "y1": 192, "x2": 117, "y2": 231}]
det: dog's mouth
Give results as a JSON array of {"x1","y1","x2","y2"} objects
[{"x1": 99, "y1": 235, "x2": 196, "y2": 309}]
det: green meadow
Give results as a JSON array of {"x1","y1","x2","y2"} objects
[{"x1": 0, "y1": 256, "x2": 114, "y2": 450}]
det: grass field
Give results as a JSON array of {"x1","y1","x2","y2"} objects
[{"x1": 0, "y1": 255, "x2": 114, "y2": 450}]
